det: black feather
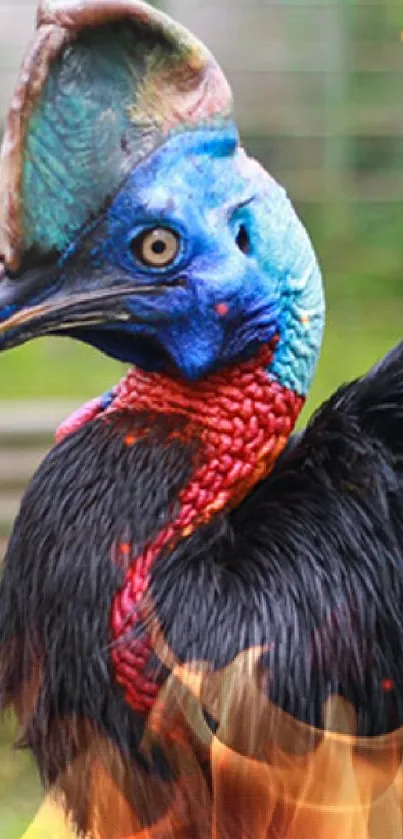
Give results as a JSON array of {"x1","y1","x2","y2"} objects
[{"x1": 1, "y1": 342, "x2": 403, "y2": 832}]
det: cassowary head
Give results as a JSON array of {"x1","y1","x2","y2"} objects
[{"x1": 0, "y1": 0, "x2": 324, "y2": 395}]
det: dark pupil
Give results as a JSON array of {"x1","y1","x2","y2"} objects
[
  {"x1": 151, "y1": 239, "x2": 167, "y2": 255},
  {"x1": 236, "y1": 224, "x2": 251, "y2": 254}
]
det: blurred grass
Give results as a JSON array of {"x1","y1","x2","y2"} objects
[{"x1": 0, "y1": 339, "x2": 123, "y2": 401}]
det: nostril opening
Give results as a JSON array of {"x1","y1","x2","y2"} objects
[{"x1": 236, "y1": 224, "x2": 251, "y2": 255}]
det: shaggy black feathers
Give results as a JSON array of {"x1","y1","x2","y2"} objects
[
  {"x1": 1, "y1": 342, "x2": 403, "y2": 828},
  {"x1": 0, "y1": 411, "x2": 196, "y2": 827}
]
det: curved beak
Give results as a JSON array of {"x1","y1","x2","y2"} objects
[{"x1": 0, "y1": 262, "x2": 177, "y2": 352}]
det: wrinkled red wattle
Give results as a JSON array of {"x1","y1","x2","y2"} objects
[
  {"x1": 107, "y1": 342, "x2": 304, "y2": 714},
  {"x1": 55, "y1": 344, "x2": 304, "y2": 713}
]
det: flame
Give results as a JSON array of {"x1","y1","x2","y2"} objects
[
  {"x1": 140, "y1": 614, "x2": 403, "y2": 839},
  {"x1": 15, "y1": 614, "x2": 403, "y2": 837}
]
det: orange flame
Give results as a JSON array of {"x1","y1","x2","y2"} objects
[
  {"x1": 138, "y1": 614, "x2": 403, "y2": 839},
  {"x1": 17, "y1": 613, "x2": 403, "y2": 838}
]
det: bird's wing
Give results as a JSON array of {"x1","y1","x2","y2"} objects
[
  {"x1": 146, "y1": 338, "x2": 403, "y2": 737},
  {"x1": 258, "y1": 337, "x2": 403, "y2": 511},
  {"x1": 231, "y1": 338, "x2": 403, "y2": 733}
]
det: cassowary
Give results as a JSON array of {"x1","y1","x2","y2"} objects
[{"x1": 0, "y1": 2, "x2": 402, "y2": 837}]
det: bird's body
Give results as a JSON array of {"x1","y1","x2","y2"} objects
[
  {"x1": 0, "y1": 1, "x2": 402, "y2": 836},
  {"x1": 2, "y1": 340, "x2": 403, "y2": 837}
]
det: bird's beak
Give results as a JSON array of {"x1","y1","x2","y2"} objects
[
  {"x1": 0, "y1": 262, "x2": 174, "y2": 352},
  {"x1": 0, "y1": 289, "x2": 129, "y2": 350}
]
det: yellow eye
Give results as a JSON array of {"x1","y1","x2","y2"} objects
[{"x1": 131, "y1": 228, "x2": 180, "y2": 268}]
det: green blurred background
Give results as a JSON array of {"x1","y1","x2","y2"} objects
[{"x1": 0, "y1": 0, "x2": 402, "y2": 835}]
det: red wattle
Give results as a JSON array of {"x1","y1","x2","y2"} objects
[
  {"x1": 54, "y1": 343, "x2": 304, "y2": 713},
  {"x1": 108, "y1": 343, "x2": 304, "y2": 713}
]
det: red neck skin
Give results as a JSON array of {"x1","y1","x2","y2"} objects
[{"x1": 105, "y1": 340, "x2": 304, "y2": 713}]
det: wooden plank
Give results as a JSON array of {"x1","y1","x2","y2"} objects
[
  {"x1": 0, "y1": 404, "x2": 74, "y2": 546},
  {"x1": 0, "y1": 493, "x2": 21, "y2": 536},
  {"x1": 0, "y1": 402, "x2": 77, "y2": 437},
  {"x1": 0, "y1": 448, "x2": 48, "y2": 488}
]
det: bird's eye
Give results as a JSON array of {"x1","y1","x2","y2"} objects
[
  {"x1": 236, "y1": 223, "x2": 251, "y2": 255},
  {"x1": 130, "y1": 227, "x2": 180, "y2": 268}
]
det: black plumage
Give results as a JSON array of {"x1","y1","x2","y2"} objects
[{"x1": 1, "y1": 342, "x2": 403, "y2": 836}]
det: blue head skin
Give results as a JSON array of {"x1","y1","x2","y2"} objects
[{"x1": 0, "y1": 125, "x2": 324, "y2": 396}]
